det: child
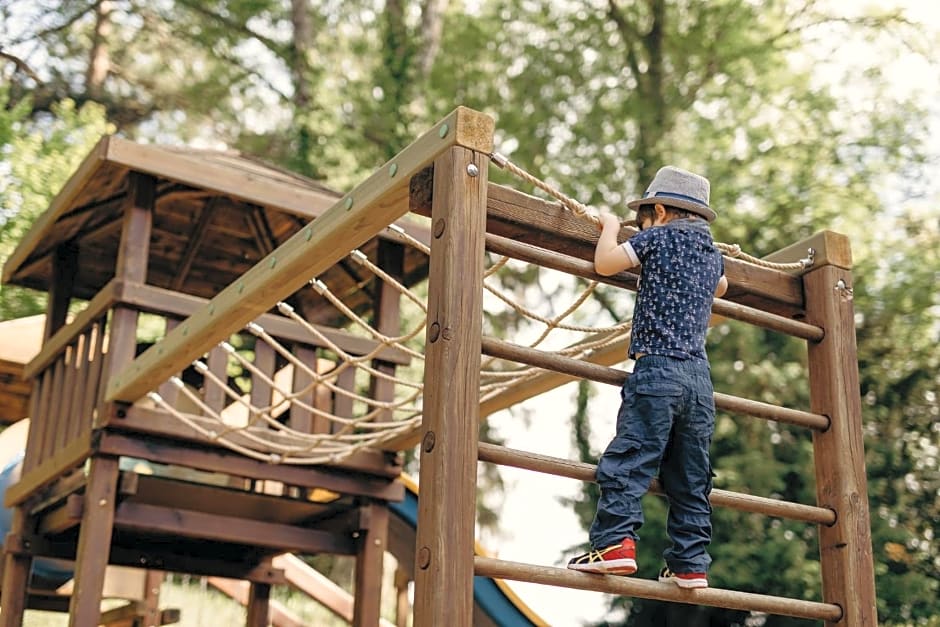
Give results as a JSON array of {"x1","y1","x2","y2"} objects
[{"x1": 567, "y1": 166, "x2": 728, "y2": 589}]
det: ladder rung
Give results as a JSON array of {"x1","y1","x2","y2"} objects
[
  {"x1": 474, "y1": 556, "x2": 843, "y2": 622},
  {"x1": 481, "y1": 336, "x2": 830, "y2": 430},
  {"x1": 477, "y1": 442, "x2": 835, "y2": 525}
]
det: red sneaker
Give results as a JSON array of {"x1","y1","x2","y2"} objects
[
  {"x1": 567, "y1": 538, "x2": 637, "y2": 575},
  {"x1": 658, "y1": 566, "x2": 708, "y2": 589}
]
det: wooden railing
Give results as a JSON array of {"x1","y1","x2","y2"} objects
[{"x1": 7, "y1": 280, "x2": 410, "y2": 508}]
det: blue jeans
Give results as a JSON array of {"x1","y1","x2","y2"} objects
[{"x1": 589, "y1": 355, "x2": 715, "y2": 574}]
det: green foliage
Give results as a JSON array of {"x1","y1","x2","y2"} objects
[{"x1": 0, "y1": 87, "x2": 113, "y2": 319}]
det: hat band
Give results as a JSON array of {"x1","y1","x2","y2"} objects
[{"x1": 643, "y1": 190, "x2": 708, "y2": 207}]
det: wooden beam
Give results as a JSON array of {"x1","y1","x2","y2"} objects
[
  {"x1": 110, "y1": 405, "x2": 403, "y2": 478},
  {"x1": 171, "y1": 196, "x2": 220, "y2": 291},
  {"x1": 113, "y1": 501, "x2": 358, "y2": 555},
  {"x1": 764, "y1": 230, "x2": 852, "y2": 274},
  {"x1": 413, "y1": 146, "x2": 488, "y2": 627},
  {"x1": 107, "y1": 107, "x2": 493, "y2": 404},
  {"x1": 95, "y1": 431, "x2": 405, "y2": 500}
]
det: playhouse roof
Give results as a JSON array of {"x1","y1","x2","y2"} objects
[{"x1": 2, "y1": 136, "x2": 431, "y2": 324}]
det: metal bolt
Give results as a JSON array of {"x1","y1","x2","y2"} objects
[
  {"x1": 418, "y1": 546, "x2": 432, "y2": 569},
  {"x1": 467, "y1": 163, "x2": 479, "y2": 177},
  {"x1": 98, "y1": 499, "x2": 107, "y2": 507}
]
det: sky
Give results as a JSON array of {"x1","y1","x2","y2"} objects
[{"x1": 483, "y1": 2, "x2": 940, "y2": 625}]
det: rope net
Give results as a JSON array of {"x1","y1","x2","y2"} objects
[{"x1": 147, "y1": 224, "x2": 630, "y2": 465}]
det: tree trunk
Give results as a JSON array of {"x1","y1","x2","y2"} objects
[{"x1": 86, "y1": 0, "x2": 113, "y2": 99}]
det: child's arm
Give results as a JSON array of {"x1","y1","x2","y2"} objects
[{"x1": 594, "y1": 212, "x2": 636, "y2": 276}]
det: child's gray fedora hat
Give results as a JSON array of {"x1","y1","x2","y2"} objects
[{"x1": 626, "y1": 165, "x2": 717, "y2": 222}]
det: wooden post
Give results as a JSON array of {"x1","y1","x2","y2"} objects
[
  {"x1": 68, "y1": 456, "x2": 120, "y2": 626},
  {"x1": 369, "y1": 240, "x2": 404, "y2": 423},
  {"x1": 0, "y1": 510, "x2": 33, "y2": 627},
  {"x1": 97, "y1": 172, "x2": 154, "y2": 426},
  {"x1": 804, "y1": 260, "x2": 877, "y2": 626},
  {"x1": 353, "y1": 502, "x2": 390, "y2": 627},
  {"x1": 245, "y1": 582, "x2": 271, "y2": 627},
  {"x1": 45, "y1": 243, "x2": 79, "y2": 340},
  {"x1": 394, "y1": 567, "x2": 410, "y2": 627},
  {"x1": 412, "y1": 147, "x2": 488, "y2": 626}
]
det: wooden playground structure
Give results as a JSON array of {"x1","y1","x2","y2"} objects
[{"x1": 0, "y1": 106, "x2": 876, "y2": 626}]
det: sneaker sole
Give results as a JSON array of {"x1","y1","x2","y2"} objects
[
  {"x1": 568, "y1": 558, "x2": 637, "y2": 575},
  {"x1": 659, "y1": 575, "x2": 708, "y2": 589}
]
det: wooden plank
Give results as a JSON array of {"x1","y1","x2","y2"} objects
[
  {"x1": 116, "y1": 275, "x2": 412, "y2": 364},
  {"x1": 764, "y1": 230, "x2": 852, "y2": 274},
  {"x1": 68, "y1": 456, "x2": 119, "y2": 627},
  {"x1": 95, "y1": 431, "x2": 405, "y2": 500},
  {"x1": 4, "y1": 433, "x2": 93, "y2": 507},
  {"x1": 125, "y1": 472, "x2": 343, "y2": 525},
  {"x1": 203, "y1": 346, "x2": 228, "y2": 413},
  {"x1": 107, "y1": 106, "x2": 494, "y2": 403},
  {"x1": 474, "y1": 556, "x2": 842, "y2": 622},
  {"x1": 413, "y1": 146, "x2": 488, "y2": 627},
  {"x1": 77, "y1": 319, "x2": 107, "y2": 439},
  {"x1": 353, "y1": 502, "x2": 390, "y2": 627},
  {"x1": 2, "y1": 136, "x2": 109, "y2": 284},
  {"x1": 114, "y1": 501, "x2": 358, "y2": 555},
  {"x1": 107, "y1": 405, "x2": 403, "y2": 478},
  {"x1": 804, "y1": 263, "x2": 877, "y2": 626},
  {"x1": 250, "y1": 340, "x2": 276, "y2": 412},
  {"x1": 410, "y1": 170, "x2": 805, "y2": 316},
  {"x1": 287, "y1": 347, "x2": 316, "y2": 433}
]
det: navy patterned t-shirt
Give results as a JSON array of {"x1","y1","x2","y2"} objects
[{"x1": 621, "y1": 218, "x2": 724, "y2": 361}]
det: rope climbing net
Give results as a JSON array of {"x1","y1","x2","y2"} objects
[
  {"x1": 147, "y1": 223, "x2": 629, "y2": 465},
  {"x1": 146, "y1": 154, "x2": 811, "y2": 465}
]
